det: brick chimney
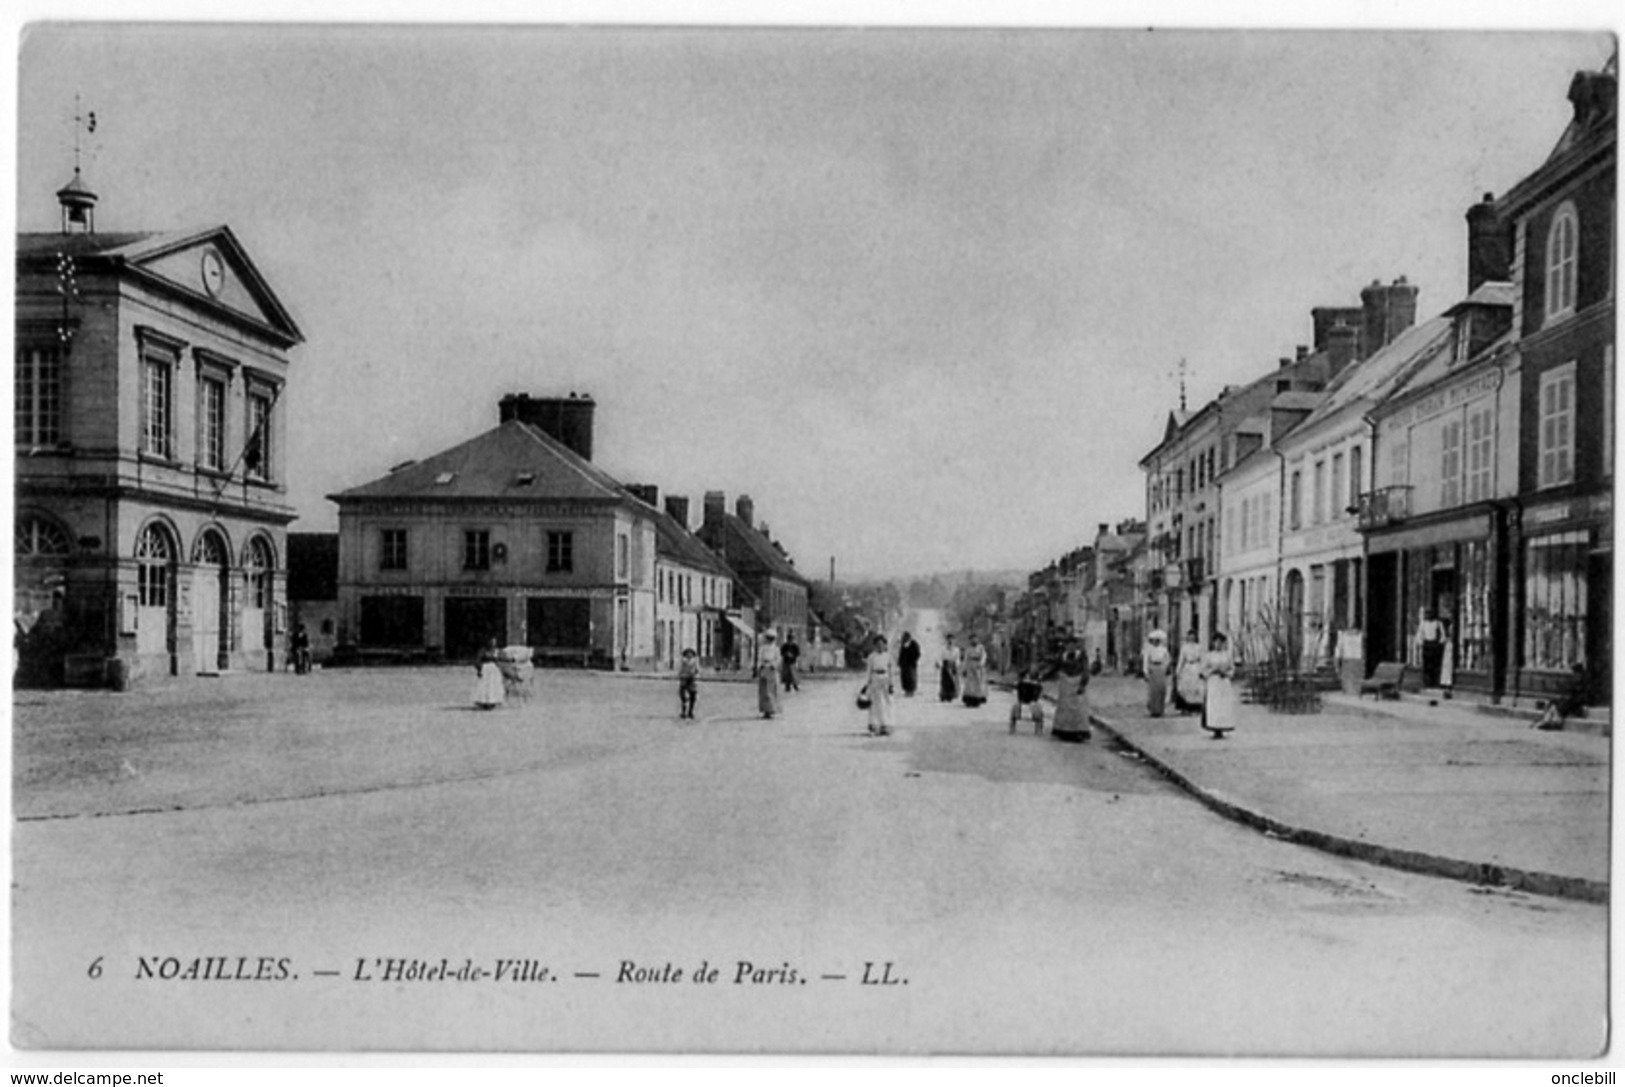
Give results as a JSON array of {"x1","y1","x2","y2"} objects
[
  {"x1": 1327, "y1": 322, "x2": 1359, "y2": 376},
  {"x1": 499, "y1": 393, "x2": 596, "y2": 461},
  {"x1": 703, "y1": 491, "x2": 726, "y2": 526},
  {"x1": 626, "y1": 483, "x2": 658, "y2": 508},
  {"x1": 1360, "y1": 278, "x2": 1418, "y2": 358},
  {"x1": 1466, "y1": 193, "x2": 1511, "y2": 292},
  {"x1": 735, "y1": 495, "x2": 755, "y2": 528},
  {"x1": 664, "y1": 495, "x2": 690, "y2": 529},
  {"x1": 1311, "y1": 306, "x2": 1364, "y2": 351}
]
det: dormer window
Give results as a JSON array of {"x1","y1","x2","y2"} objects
[
  {"x1": 434, "y1": 472, "x2": 456, "y2": 485},
  {"x1": 1544, "y1": 202, "x2": 1579, "y2": 323},
  {"x1": 515, "y1": 471, "x2": 536, "y2": 486}
]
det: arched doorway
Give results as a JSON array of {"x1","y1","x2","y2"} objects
[
  {"x1": 191, "y1": 529, "x2": 230, "y2": 674},
  {"x1": 135, "y1": 523, "x2": 177, "y2": 672},
  {"x1": 242, "y1": 536, "x2": 275, "y2": 671},
  {"x1": 1283, "y1": 568, "x2": 1306, "y2": 669}
]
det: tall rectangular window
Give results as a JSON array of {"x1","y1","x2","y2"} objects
[
  {"x1": 1289, "y1": 470, "x2": 1303, "y2": 530},
  {"x1": 15, "y1": 344, "x2": 63, "y2": 447},
  {"x1": 246, "y1": 388, "x2": 274, "y2": 480},
  {"x1": 1349, "y1": 445, "x2": 1364, "y2": 507},
  {"x1": 379, "y1": 528, "x2": 408, "y2": 571},
  {"x1": 463, "y1": 530, "x2": 491, "y2": 571},
  {"x1": 1538, "y1": 363, "x2": 1577, "y2": 489},
  {"x1": 616, "y1": 533, "x2": 629, "y2": 579},
  {"x1": 546, "y1": 530, "x2": 573, "y2": 573},
  {"x1": 1331, "y1": 454, "x2": 1345, "y2": 519},
  {"x1": 1312, "y1": 460, "x2": 1326, "y2": 523},
  {"x1": 142, "y1": 354, "x2": 173, "y2": 458},
  {"x1": 1440, "y1": 418, "x2": 1463, "y2": 508},
  {"x1": 198, "y1": 375, "x2": 226, "y2": 471},
  {"x1": 1466, "y1": 404, "x2": 1494, "y2": 502}
]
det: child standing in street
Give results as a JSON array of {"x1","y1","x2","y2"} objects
[{"x1": 678, "y1": 648, "x2": 700, "y2": 720}]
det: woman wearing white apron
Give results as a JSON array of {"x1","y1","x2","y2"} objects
[
  {"x1": 865, "y1": 633, "x2": 897, "y2": 736},
  {"x1": 1200, "y1": 632, "x2": 1238, "y2": 739},
  {"x1": 472, "y1": 639, "x2": 505, "y2": 710}
]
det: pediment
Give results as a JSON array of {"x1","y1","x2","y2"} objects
[{"x1": 127, "y1": 228, "x2": 302, "y2": 345}]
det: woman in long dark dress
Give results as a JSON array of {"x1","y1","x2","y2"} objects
[
  {"x1": 897, "y1": 632, "x2": 922, "y2": 696},
  {"x1": 1048, "y1": 641, "x2": 1092, "y2": 742}
]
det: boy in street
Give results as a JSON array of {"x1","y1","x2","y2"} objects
[{"x1": 678, "y1": 648, "x2": 700, "y2": 720}]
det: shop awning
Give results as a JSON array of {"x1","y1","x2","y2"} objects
[{"x1": 726, "y1": 616, "x2": 755, "y2": 637}]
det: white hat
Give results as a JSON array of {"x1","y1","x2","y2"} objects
[
  {"x1": 1149, "y1": 629, "x2": 1166, "y2": 642},
  {"x1": 761, "y1": 629, "x2": 777, "y2": 640}
]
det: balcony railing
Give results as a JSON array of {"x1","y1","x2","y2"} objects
[
  {"x1": 1356, "y1": 485, "x2": 1414, "y2": 531},
  {"x1": 1182, "y1": 556, "x2": 1205, "y2": 590}
]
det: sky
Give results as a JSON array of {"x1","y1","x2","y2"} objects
[{"x1": 11, "y1": 9, "x2": 1617, "y2": 580}]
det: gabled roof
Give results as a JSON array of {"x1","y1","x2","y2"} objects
[
  {"x1": 645, "y1": 504, "x2": 735, "y2": 578},
  {"x1": 20, "y1": 225, "x2": 304, "y2": 346},
  {"x1": 707, "y1": 512, "x2": 810, "y2": 587},
  {"x1": 1282, "y1": 314, "x2": 1455, "y2": 439},
  {"x1": 329, "y1": 419, "x2": 631, "y2": 504}
]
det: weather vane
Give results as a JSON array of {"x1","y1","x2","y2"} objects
[
  {"x1": 1167, "y1": 357, "x2": 1191, "y2": 413},
  {"x1": 72, "y1": 92, "x2": 97, "y2": 174}
]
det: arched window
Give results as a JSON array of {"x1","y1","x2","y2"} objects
[
  {"x1": 1545, "y1": 202, "x2": 1579, "y2": 322},
  {"x1": 244, "y1": 536, "x2": 274, "y2": 611},
  {"x1": 16, "y1": 514, "x2": 71, "y2": 557},
  {"x1": 193, "y1": 530, "x2": 229, "y2": 567},
  {"x1": 136, "y1": 524, "x2": 173, "y2": 608}
]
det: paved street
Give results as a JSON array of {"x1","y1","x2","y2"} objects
[{"x1": 12, "y1": 663, "x2": 1606, "y2": 1056}]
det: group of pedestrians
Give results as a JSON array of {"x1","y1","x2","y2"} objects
[{"x1": 1139, "y1": 628, "x2": 1238, "y2": 738}]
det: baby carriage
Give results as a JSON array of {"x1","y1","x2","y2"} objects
[{"x1": 496, "y1": 645, "x2": 535, "y2": 702}]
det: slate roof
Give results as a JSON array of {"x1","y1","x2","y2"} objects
[
  {"x1": 643, "y1": 503, "x2": 735, "y2": 579},
  {"x1": 706, "y1": 512, "x2": 810, "y2": 587},
  {"x1": 329, "y1": 420, "x2": 632, "y2": 505},
  {"x1": 1285, "y1": 314, "x2": 1455, "y2": 436}
]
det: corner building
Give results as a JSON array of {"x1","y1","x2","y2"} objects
[{"x1": 15, "y1": 174, "x2": 303, "y2": 685}]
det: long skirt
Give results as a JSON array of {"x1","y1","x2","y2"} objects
[
  {"x1": 758, "y1": 668, "x2": 782, "y2": 718},
  {"x1": 961, "y1": 660, "x2": 988, "y2": 707},
  {"x1": 1203, "y1": 674, "x2": 1238, "y2": 734},
  {"x1": 472, "y1": 662, "x2": 506, "y2": 709},
  {"x1": 900, "y1": 663, "x2": 918, "y2": 695},
  {"x1": 1422, "y1": 642, "x2": 1445, "y2": 687},
  {"x1": 1052, "y1": 680, "x2": 1091, "y2": 741},
  {"x1": 1146, "y1": 667, "x2": 1169, "y2": 716},
  {"x1": 867, "y1": 679, "x2": 895, "y2": 733},
  {"x1": 939, "y1": 662, "x2": 959, "y2": 702},
  {"x1": 1175, "y1": 662, "x2": 1205, "y2": 713}
]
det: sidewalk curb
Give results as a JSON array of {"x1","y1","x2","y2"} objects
[{"x1": 1086, "y1": 709, "x2": 1609, "y2": 906}]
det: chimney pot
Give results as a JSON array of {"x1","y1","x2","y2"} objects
[
  {"x1": 499, "y1": 393, "x2": 596, "y2": 460},
  {"x1": 736, "y1": 495, "x2": 755, "y2": 528}
]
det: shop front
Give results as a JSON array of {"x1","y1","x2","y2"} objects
[
  {"x1": 1363, "y1": 507, "x2": 1508, "y2": 697},
  {"x1": 1513, "y1": 492, "x2": 1611, "y2": 707}
]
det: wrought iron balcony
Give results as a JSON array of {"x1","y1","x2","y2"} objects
[
  {"x1": 1182, "y1": 555, "x2": 1205, "y2": 590},
  {"x1": 1357, "y1": 485, "x2": 1413, "y2": 530}
]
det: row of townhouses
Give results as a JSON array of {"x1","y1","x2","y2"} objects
[
  {"x1": 15, "y1": 176, "x2": 814, "y2": 686},
  {"x1": 1015, "y1": 59, "x2": 1615, "y2": 711}
]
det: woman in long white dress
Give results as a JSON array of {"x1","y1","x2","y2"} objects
[
  {"x1": 1174, "y1": 629, "x2": 1206, "y2": 714},
  {"x1": 865, "y1": 633, "x2": 897, "y2": 736},
  {"x1": 960, "y1": 635, "x2": 989, "y2": 707},
  {"x1": 472, "y1": 639, "x2": 505, "y2": 710},
  {"x1": 1200, "y1": 632, "x2": 1238, "y2": 739},
  {"x1": 1141, "y1": 630, "x2": 1172, "y2": 716},
  {"x1": 757, "y1": 630, "x2": 783, "y2": 719}
]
